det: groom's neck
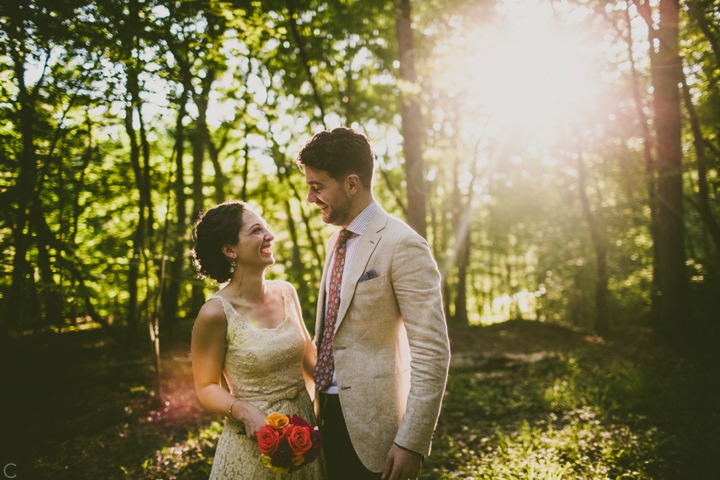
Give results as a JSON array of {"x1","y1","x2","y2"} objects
[{"x1": 342, "y1": 191, "x2": 374, "y2": 228}]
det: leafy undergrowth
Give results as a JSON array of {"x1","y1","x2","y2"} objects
[
  {"x1": 422, "y1": 324, "x2": 720, "y2": 479},
  {"x1": 2, "y1": 320, "x2": 718, "y2": 479}
]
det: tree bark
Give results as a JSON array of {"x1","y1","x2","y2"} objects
[
  {"x1": 642, "y1": 0, "x2": 690, "y2": 335},
  {"x1": 162, "y1": 58, "x2": 192, "y2": 336},
  {"x1": 124, "y1": 99, "x2": 144, "y2": 343},
  {"x1": 395, "y1": 0, "x2": 427, "y2": 238},
  {"x1": 189, "y1": 72, "x2": 215, "y2": 317}
]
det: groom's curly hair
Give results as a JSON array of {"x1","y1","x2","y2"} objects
[
  {"x1": 295, "y1": 127, "x2": 375, "y2": 190},
  {"x1": 191, "y1": 200, "x2": 247, "y2": 283}
]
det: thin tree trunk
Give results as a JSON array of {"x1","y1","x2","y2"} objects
[
  {"x1": 125, "y1": 101, "x2": 145, "y2": 343},
  {"x1": 449, "y1": 149, "x2": 464, "y2": 325},
  {"x1": 162, "y1": 63, "x2": 191, "y2": 336},
  {"x1": 395, "y1": 0, "x2": 427, "y2": 238},
  {"x1": 137, "y1": 101, "x2": 154, "y2": 243},
  {"x1": 577, "y1": 150, "x2": 611, "y2": 334},
  {"x1": 378, "y1": 164, "x2": 409, "y2": 217},
  {"x1": 680, "y1": 70, "x2": 720, "y2": 255},
  {"x1": 241, "y1": 134, "x2": 250, "y2": 201},
  {"x1": 451, "y1": 135, "x2": 482, "y2": 326},
  {"x1": 623, "y1": 6, "x2": 662, "y2": 324},
  {"x1": 32, "y1": 203, "x2": 64, "y2": 328},
  {"x1": 8, "y1": 45, "x2": 39, "y2": 335},
  {"x1": 286, "y1": 0, "x2": 326, "y2": 127},
  {"x1": 454, "y1": 228, "x2": 471, "y2": 324},
  {"x1": 190, "y1": 122, "x2": 206, "y2": 316},
  {"x1": 190, "y1": 72, "x2": 215, "y2": 316},
  {"x1": 686, "y1": 1, "x2": 720, "y2": 68}
]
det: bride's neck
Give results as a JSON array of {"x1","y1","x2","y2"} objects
[{"x1": 225, "y1": 269, "x2": 268, "y2": 303}]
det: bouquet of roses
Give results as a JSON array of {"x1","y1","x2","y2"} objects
[{"x1": 256, "y1": 412, "x2": 322, "y2": 476}]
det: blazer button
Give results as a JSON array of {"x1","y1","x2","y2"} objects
[
  {"x1": 335, "y1": 346, "x2": 346, "y2": 351},
  {"x1": 340, "y1": 386, "x2": 351, "y2": 390}
]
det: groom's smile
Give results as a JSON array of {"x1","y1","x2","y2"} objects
[{"x1": 304, "y1": 165, "x2": 352, "y2": 226}]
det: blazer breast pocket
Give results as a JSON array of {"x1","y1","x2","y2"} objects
[{"x1": 354, "y1": 274, "x2": 385, "y2": 294}]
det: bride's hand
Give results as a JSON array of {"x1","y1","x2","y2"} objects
[{"x1": 234, "y1": 402, "x2": 267, "y2": 439}]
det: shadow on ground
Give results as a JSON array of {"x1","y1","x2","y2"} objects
[{"x1": 1, "y1": 320, "x2": 718, "y2": 479}]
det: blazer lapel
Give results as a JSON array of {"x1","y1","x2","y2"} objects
[{"x1": 334, "y1": 209, "x2": 388, "y2": 330}]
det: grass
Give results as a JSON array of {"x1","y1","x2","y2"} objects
[
  {"x1": 422, "y1": 325, "x2": 720, "y2": 479},
  {"x1": 1, "y1": 320, "x2": 718, "y2": 479}
]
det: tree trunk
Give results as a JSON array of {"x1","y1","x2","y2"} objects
[
  {"x1": 8, "y1": 43, "x2": 39, "y2": 335},
  {"x1": 577, "y1": 150, "x2": 611, "y2": 334},
  {"x1": 624, "y1": 6, "x2": 662, "y2": 324},
  {"x1": 190, "y1": 74, "x2": 214, "y2": 317},
  {"x1": 395, "y1": 0, "x2": 427, "y2": 238},
  {"x1": 652, "y1": 0, "x2": 691, "y2": 335},
  {"x1": 454, "y1": 228, "x2": 471, "y2": 325},
  {"x1": 124, "y1": 101, "x2": 144, "y2": 343},
  {"x1": 686, "y1": 1, "x2": 720, "y2": 68},
  {"x1": 680, "y1": 71, "x2": 720, "y2": 255},
  {"x1": 162, "y1": 63, "x2": 191, "y2": 336},
  {"x1": 241, "y1": 133, "x2": 251, "y2": 202}
]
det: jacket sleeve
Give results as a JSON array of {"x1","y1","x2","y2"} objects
[{"x1": 390, "y1": 233, "x2": 451, "y2": 455}]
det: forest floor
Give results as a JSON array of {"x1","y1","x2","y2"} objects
[{"x1": 1, "y1": 319, "x2": 718, "y2": 479}]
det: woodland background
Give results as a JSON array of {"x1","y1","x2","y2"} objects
[{"x1": 1, "y1": 0, "x2": 719, "y2": 478}]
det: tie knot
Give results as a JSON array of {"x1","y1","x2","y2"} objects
[{"x1": 338, "y1": 229, "x2": 353, "y2": 244}]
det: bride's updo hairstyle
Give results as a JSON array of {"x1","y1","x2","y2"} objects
[{"x1": 192, "y1": 200, "x2": 247, "y2": 283}]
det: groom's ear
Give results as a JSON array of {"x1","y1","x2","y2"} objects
[{"x1": 345, "y1": 174, "x2": 361, "y2": 195}]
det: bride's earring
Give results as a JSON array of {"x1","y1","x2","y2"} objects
[{"x1": 229, "y1": 258, "x2": 236, "y2": 274}]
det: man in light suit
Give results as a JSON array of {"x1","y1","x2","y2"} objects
[{"x1": 295, "y1": 127, "x2": 450, "y2": 480}]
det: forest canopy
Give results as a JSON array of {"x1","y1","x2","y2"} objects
[{"x1": 1, "y1": 0, "x2": 719, "y2": 346}]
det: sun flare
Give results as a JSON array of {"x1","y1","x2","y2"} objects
[{"x1": 434, "y1": 1, "x2": 598, "y2": 137}]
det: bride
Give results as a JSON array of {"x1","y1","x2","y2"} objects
[{"x1": 190, "y1": 200, "x2": 326, "y2": 479}]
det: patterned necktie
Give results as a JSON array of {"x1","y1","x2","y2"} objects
[{"x1": 314, "y1": 229, "x2": 353, "y2": 391}]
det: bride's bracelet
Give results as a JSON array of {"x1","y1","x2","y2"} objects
[{"x1": 228, "y1": 398, "x2": 240, "y2": 419}]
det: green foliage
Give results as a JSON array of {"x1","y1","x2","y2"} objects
[
  {"x1": 422, "y1": 335, "x2": 719, "y2": 479},
  {"x1": 1, "y1": 0, "x2": 719, "y2": 344}
]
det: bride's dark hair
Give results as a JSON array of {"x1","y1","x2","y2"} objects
[{"x1": 192, "y1": 200, "x2": 247, "y2": 283}]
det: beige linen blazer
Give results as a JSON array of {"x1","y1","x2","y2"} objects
[{"x1": 315, "y1": 207, "x2": 451, "y2": 473}]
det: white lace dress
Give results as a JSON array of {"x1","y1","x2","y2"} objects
[{"x1": 208, "y1": 281, "x2": 326, "y2": 480}]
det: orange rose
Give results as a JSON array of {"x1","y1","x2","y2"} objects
[
  {"x1": 265, "y1": 412, "x2": 290, "y2": 429},
  {"x1": 257, "y1": 425, "x2": 281, "y2": 455},
  {"x1": 286, "y1": 425, "x2": 312, "y2": 456}
]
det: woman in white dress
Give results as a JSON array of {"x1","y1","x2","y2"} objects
[{"x1": 190, "y1": 200, "x2": 326, "y2": 479}]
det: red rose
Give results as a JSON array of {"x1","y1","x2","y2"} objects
[
  {"x1": 257, "y1": 425, "x2": 281, "y2": 455},
  {"x1": 286, "y1": 425, "x2": 313, "y2": 456},
  {"x1": 288, "y1": 414, "x2": 311, "y2": 428}
]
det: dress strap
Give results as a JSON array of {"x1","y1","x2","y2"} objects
[
  {"x1": 209, "y1": 295, "x2": 241, "y2": 345},
  {"x1": 277, "y1": 281, "x2": 302, "y2": 325},
  {"x1": 209, "y1": 295, "x2": 234, "y2": 320}
]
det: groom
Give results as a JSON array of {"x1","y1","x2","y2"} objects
[{"x1": 296, "y1": 127, "x2": 451, "y2": 480}]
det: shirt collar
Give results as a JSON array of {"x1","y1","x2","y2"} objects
[{"x1": 345, "y1": 200, "x2": 378, "y2": 237}]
